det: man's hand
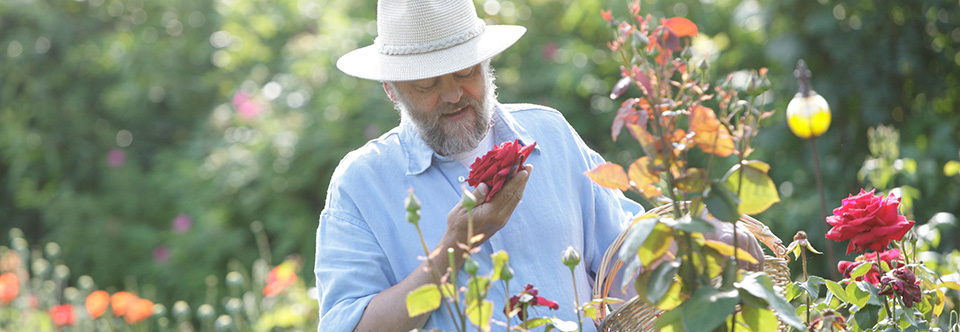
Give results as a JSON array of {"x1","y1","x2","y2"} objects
[
  {"x1": 445, "y1": 165, "x2": 533, "y2": 248},
  {"x1": 700, "y1": 210, "x2": 765, "y2": 271}
]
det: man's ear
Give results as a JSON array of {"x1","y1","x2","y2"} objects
[{"x1": 382, "y1": 82, "x2": 399, "y2": 102}]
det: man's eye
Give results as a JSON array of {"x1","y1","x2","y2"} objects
[{"x1": 455, "y1": 68, "x2": 475, "y2": 78}]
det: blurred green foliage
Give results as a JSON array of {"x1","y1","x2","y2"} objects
[{"x1": 1, "y1": 0, "x2": 958, "y2": 311}]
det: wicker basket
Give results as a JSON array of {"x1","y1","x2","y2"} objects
[{"x1": 592, "y1": 203, "x2": 791, "y2": 331}]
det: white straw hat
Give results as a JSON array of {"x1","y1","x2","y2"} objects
[{"x1": 336, "y1": 0, "x2": 526, "y2": 82}]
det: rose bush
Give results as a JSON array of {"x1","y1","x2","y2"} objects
[
  {"x1": 467, "y1": 139, "x2": 536, "y2": 202},
  {"x1": 825, "y1": 189, "x2": 916, "y2": 254}
]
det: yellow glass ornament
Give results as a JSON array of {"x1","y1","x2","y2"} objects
[{"x1": 786, "y1": 92, "x2": 831, "y2": 139}]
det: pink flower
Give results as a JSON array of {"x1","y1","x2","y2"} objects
[
  {"x1": 152, "y1": 246, "x2": 170, "y2": 264},
  {"x1": 825, "y1": 189, "x2": 915, "y2": 254},
  {"x1": 467, "y1": 139, "x2": 535, "y2": 202},
  {"x1": 107, "y1": 148, "x2": 126, "y2": 168},
  {"x1": 232, "y1": 91, "x2": 262, "y2": 119},
  {"x1": 837, "y1": 249, "x2": 902, "y2": 285},
  {"x1": 172, "y1": 214, "x2": 192, "y2": 234}
]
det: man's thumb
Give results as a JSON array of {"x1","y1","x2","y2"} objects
[{"x1": 472, "y1": 183, "x2": 489, "y2": 203}]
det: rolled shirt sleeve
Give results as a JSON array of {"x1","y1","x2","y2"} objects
[{"x1": 315, "y1": 210, "x2": 393, "y2": 331}]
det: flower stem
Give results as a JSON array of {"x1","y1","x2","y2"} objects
[
  {"x1": 808, "y1": 137, "x2": 839, "y2": 280},
  {"x1": 570, "y1": 269, "x2": 583, "y2": 332},
  {"x1": 802, "y1": 249, "x2": 810, "y2": 327},
  {"x1": 874, "y1": 252, "x2": 894, "y2": 320},
  {"x1": 415, "y1": 224, "x2": 463, "y2": 332},
  {"x1": 505, "y1": 280, "x2": 512, "y2": 332}
]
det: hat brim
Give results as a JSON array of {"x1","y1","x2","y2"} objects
[{"x1": 336, "y1": 25, "x2": 526, "y2": 82}]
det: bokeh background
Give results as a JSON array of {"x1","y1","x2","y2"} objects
[{"x1": 2, "y1": 0, "x2": 958, "y2": 319}]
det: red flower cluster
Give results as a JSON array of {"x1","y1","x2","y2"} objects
[
  {"x1": 467, "y1": 139, "x2": 536, "y2": 202},
  {"x1": 837, "y1": 249, "x2": 903, "y2": 285},
  {"x1": 506, "y1": 284, "x2": 559, "y2": 321},
  {"x1": 879, "y1": 267, "x2": 922, "y2": 308},
  {"x1": 0, "y1": 273, "x2": 18, "y2": 305},
  {"x1": 825, "y1": 189, "x2": 915, "y2": 254},
  {"x1": 264, "y1": 260, "x2": 299, "y2": 297},
  {"x1": 50, "y1": 304, "x2": 76, "y2": 326}
]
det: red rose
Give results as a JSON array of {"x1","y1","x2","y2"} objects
[
  {"x1": 50, "y1": 304, "x2": 76, "y2": 326},
  {"x1": 505, "y1": 284, "x2": 558, "y2": 321},
  {"x1": 467, "y1": 139, "x2": 536, "y2": 202},
  {"x1": 825, "y1": 189, "x2": 915, "y2": 254},
  {"x1": 879, "y1": 267, "x2": 922, "y2": 307},
  {"x1": 837, "y1": 249, "x2": 902, "y2": 285}
]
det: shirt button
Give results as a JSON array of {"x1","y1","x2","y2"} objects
[{"x1": 458, "y1": 176, "x2": 466, "y2": 182}]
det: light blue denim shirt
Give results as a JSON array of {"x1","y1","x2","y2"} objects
[{"x1": 315, "y1": 103, "x2": 644, "y2": 331}]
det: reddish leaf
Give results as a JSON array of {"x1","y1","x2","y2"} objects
[
  {"x1": 626, "y1": 123, "x2": 659, "y2": 158},
  {"x1": 655, "y1": 26, "x2": 681, "y2": 51},
  {"x1": 663, "y1": 17, "x2": 698, "y2": 37},
  {"x1": 631, "y1": 66, "x2": 654, "y2": 96},
  {"x1": 629, "y1": 0, "x2": 641, "y2": 15},
  {"x1": 610, "y1": 76, "x2": 631, "y2": 100},
  {"x1": 689, "y1": 106, "x2": 735, "y2": 157},
  {"x1": 600, "y1": 9, "x2": 613, "y2": 23},
  {"x1": 612, "y1": 99, "x2": 648, "y2": 142},
  {"x1": 628, "y1": 157, "x2": 661, "y2": 198},
  {"x1": 585, "y1": 162, "x2": 630, "y2": 191}
]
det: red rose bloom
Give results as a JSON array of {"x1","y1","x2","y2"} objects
[
  {"x1": 879, "y1": 267, "x2": 922, "y2": 307},
  {"x1": 825, "y1": 189, "x2": 915, "y2": 254},
  {"x1": 505, "y1": 284, "x2": 559, "y2": 321},
  {"x1": 837, "y1": 249, "x2": 903, "y2": 285},
  {"x1": 467, "y1": 139, "x2": 536, "y2": 202},
  {"x1": 50, "y1": 304, "x2": 76, "y2": 326}
]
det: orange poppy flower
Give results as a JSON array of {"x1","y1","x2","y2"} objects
[
  {"x1": 85, "y1": 290, "x2": 109, "y2": 318},
  {"x1": 50, "y1": 303, "x2": 76, "y2": 326},
  {"x1": 110, "y1": 291, "x2": 137, "y2": 316},
  {"x1": 124, "y1": 298, "x2": 154, "y2": 324},
  {"x1": 0, "y1": 273, "x2": 19, "y2": 305}
]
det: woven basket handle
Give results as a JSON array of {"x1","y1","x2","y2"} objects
[{"x1": 591, "y1": 203, "x2": 787, "y2": 322}]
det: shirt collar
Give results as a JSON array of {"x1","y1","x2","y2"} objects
[{"x1": 400, "y1": 103, "x2": 540, "y2": 176}]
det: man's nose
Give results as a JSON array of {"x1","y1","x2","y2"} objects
[{"x1": 438, "y1": 77, "x2": 463, "y2": 104}]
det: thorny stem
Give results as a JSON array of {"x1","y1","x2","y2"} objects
[
  {"x1": 875, "y1": 252, "x2": 895, "y2": 320},
  {"x1": 415, "y1": 224, "x2": 463, "y2": 332},
  {"x1": 802, "y1": 249, "x2": 810, "y2": 327},
  {"x1": 570, "y1": 269, "x2": 583, "y2": 332}
]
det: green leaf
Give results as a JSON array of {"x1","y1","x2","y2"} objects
[
  {"x1": 854, "y1": 304, "x2": 880, "y2": 329},
  {"x1": 646, "y1": 261, "x2": 680, "y2": 304},
  {"x1": 680, "y1": 286, "x2": 739, "y2": 332},
  {"x1": 799, "y1": 280, "x2": 819, "y2": 301},
  {"x1": 406, "y1": 284, "x2": 442, "y2": 317},
  {"x1": 785, "y1": 282, "x2": 802, "y2": 301},
  {"x1": 466, "y1": 300, "x2": 493, "y2": 331},
  {"x1": 856, "y1": 281, "x2": 882, "y2": 306},
  {"x1": 490, "y1": 250, "x2": 509, "y2": 281},
  {"x1": 617, "y1": 216, "x2": 659, "y2": 263},
  {"x1": 522, "y1": 317, "x2": 551, "y2": 330},
  {"x1": 652, "y1": 307, "x2": 684, "y2": 330},
  {"x1": 704, "y1": 182, "x2": 740, "y2": 222},
  {"x1": 637, "y1": 222, "x2": 674, "y2": 265},
  {"x1": 824, "y1": 280, "x2": 849, "y2": 303},
  {"x1": 466, "y1": 277, "x2": 490, "y2": 303},
  {"x1": 937, "y1": 281, "x2": 960, "y2": 291},
  {"x1": 440, "y1": 282, "x2": 457, "y2": 299},
  {"x1": 849, "y1": 261, "x2": 873, "y2": 279},
  {"x1": 846, "y1": 281, "x2": 869, "y2": 308},
  {"x1": 739, "y1": 273, "x2": 806, "y2": 330},
  {"x1": 741, "y1": 304, "x2": 778, "y2": 332},
  {"x1": 724, "y1": 161, "x2": 781, "y2": 215},
  {"x1": 668, "y1": 215, "x2": 715, "y2": 234}
]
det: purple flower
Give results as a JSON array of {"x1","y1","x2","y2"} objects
[
  {"x1": 152, "y1": 246, "x2": 170, "y2": 264},
  {"x1": 107, "y1": 149, "x2": 126, "y2": 168},
  {"x1": 172, "y1": 214, "x2": 192, "y2": 234},
  {"x1": 878, "y1": 267, "x2": 922, "y2": 307},
  {"x1": 232, "y1": 91, "x2": 262, "y2": 119}
]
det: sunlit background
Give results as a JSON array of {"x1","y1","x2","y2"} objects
[{"x1": 1, "y1": 0, "x2": 958, "y2": 323}]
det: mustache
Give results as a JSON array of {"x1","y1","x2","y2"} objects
[{"x1": 439, "y1": 99, "x2": 479, "y2": 115}]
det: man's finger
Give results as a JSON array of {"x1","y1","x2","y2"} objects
[{"x1": 472, "y1": 183, "x2": 489, "y2": 203}]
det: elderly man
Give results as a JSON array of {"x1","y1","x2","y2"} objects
[{"x1": 316, "y1": 0, "x2": 758, "y2": 331}]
